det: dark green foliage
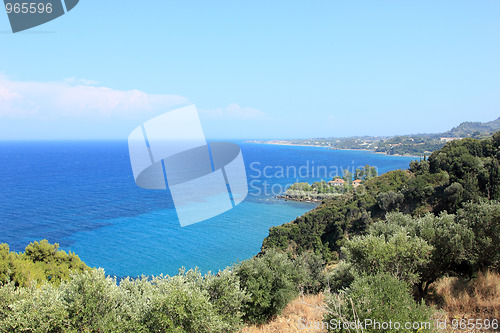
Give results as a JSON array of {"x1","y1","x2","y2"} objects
[
  {"x1": 263, "y1": 134, "x2": 500, "y2": 264},
  {"x1": 443, "y1": 182, "x2": 464, "y2": 211},
  {"x1": 324, "y1": 261, "x2": 355, "y2": 293},
  {"x1": 262, "y1": 169, "x2": 411, "y2": 258},
  {"x1": 456, "y1": 200, "x2": 500, "y2": 272},
  {"x1": 409, "y1": 158, "x2": 429, "y2": 175},
  {"x1": 325, "y1": 274, "x2": 434, "y2": 333},
  {"x1": 235, "y1": 249, "x2": 303, "y2": 324},
  {"x1": 377, "y1": 190, "x2": 404, "y2": 212},
  {"x1": 293, "y1": 251, "x2": 326, "y2": 294},
  {"x1": 429, "y1": 135, "x2": 500, "y2": 201}
]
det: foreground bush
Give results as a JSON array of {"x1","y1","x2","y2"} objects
[
  {"x1": 235, "y1": 249, "x2": 305, "y2": 324},
  {"x1": 0, "y1": 282, "x2": 67, "y2": 333},
  {"x1": 325, "y1": 273, "x2": 434, "y2": 333},
  {"x1": 0, "y1": 268, "x2": 248, "y2": 333},
  {"x1": 60, "y1": 269, "x2": 126, "y2": 332},
  {"x1": 0, "y1": 240, "x2": 330, "y2": 331},
  {"x1": 324, "y1": 261, "x2": 355, "y2": 293}
]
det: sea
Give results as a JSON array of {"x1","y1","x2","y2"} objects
[{"x1": 0, "y1": 141, "x2": 416, "y2": 278}]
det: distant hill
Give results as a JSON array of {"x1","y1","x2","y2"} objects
[
  {"x1": 251, "y1": 116, "x2": 500, "y2": 156},
  {"x1": 443, "y1": 117, "x2": 500, "y2": 138}
]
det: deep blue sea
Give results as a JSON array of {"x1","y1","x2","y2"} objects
[{"x1": 0, "y1": 141, "x2": 415, "y2": 278}]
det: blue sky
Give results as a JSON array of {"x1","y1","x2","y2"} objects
[{"x1": 0, "y1": 1, "x2": 499, "y2": 140}]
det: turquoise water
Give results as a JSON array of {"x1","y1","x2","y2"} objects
[{"x1": 0, "y1": 141, "x2": 415, "y2": 277}]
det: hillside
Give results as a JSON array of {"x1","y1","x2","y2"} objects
[
  {"x1": 444, "y1": 117, "x2": 500, "y2": 137},
  {"x1": 263, "y1": 132, "x2": 500, "y2": 270},
  {"x1": 252, "y1": 116, "x2": 500, "y2": 156},
  {"x1": 0, "y1": 134, "x2": 499, "y2": 332}
]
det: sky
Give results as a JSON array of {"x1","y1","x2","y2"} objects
[{"x1": 0, "y1": 1, "x2": 499, "y2": 140}]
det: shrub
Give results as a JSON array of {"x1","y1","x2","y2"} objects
[
  {"x1": 235, "y1": 249, "x2": 302, "y2": 324},
  {"x1": 0, "y1": 282, "x2": 67, "y2": 333},
  {"x1": 293, "y1": 252, "x2": 326, "y2": 293},
  {"x1": 140, "y1": 271, "x2": 226, "y2": 333},
  {"x1": 324, "y1": 261, "x2": 356, "y2": 293},
  {"x1": 0, "y1": 240, "x2": 89, "y2": 288},
  {"x1": 202, "y1": 268, "x2": 248, "y2": 332},
  {"x1": 325, "y1": 273, "x2": 434, "y2": 332},
  {"x1": 342, "y1": 230, "x2": 432, "y2": 285},
  {"x1": 368, "y1": 212, "x2": 476, "y2": 296},
  {"x1": 59, "y1": 269, "x2": 126, "y2": 332},
  {"x1": 456, "y1": 200, "x2": 500, "y2": 272}
]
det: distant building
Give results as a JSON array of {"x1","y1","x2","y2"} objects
[
  {"x1": 328, "y1": 179, "x2": 346, "y2": 186},
  {"x1": 440, "y1": 137, "x2": 459, "y2": 143},
  {"x1": 353, "y1": 179, "x2": 362, "y2": 187}
]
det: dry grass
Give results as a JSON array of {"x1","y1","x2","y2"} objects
[
  {"x1": 241, "y1": 272, "x2": 499, "y2": 333},
  {"x1": 240, "y1": 293, "x2": 328, "y2": 333},
  {"x1": 428, "y1": 270, "x2": 500, "y2": 322}
]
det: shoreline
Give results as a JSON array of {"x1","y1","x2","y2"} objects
[
  {"x1": 247, "y1": 141, "x2": 424, "y2": 158},
  {"x1": 246, "y1": 141, "x2": 331, "y2": 148}
]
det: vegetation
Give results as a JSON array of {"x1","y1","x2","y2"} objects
[
  {"x1": 0, "y1": 133, "x2": 499, "y2": 332},
  {"x1": 282, "y1": 165, "x2": 377, "y2": 202},
  {"x1": 263, "y1": 133, "x2": 500, "y2": 260},
  {"x1": 254, "y1": 116, "x2": 500, "y2": 156},
  {"x1": 428, "y1": 270, "x2": 500, "y2": 323},
  {"x1": 0, "y1": 240, "x2": 88, "y2": 287},
  {"x1": 241, "y1": 293, "x2": 327, "y2": 333},
  {"x1": 0, "y1": 247, "x2": 328, "y2": 332},
  {"x1": 263, "y1": 133, "x2": 499, "y2": 331},
  {"x1": 325, "y1": 274, "x2": 434, "y2": 333}
]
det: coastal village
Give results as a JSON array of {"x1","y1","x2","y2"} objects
[{"x1": 280, "y1": 174, "x2": 368, "y2": 203}]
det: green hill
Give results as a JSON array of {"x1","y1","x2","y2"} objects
[{"x1": 444, "y1": 117, "x2": 500, "y2": 137}]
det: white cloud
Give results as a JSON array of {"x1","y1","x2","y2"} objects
[
  {"x1": 0, "y1": 76, "x2": 189, "y2": 119},
  {"x1": 199, "y1": 103, "x2": 266, "y2": 120}
]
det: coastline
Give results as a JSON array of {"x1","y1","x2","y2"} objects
[
  {"x1": 246, "y1": 140, "x2": 331, "y2": 148},
  {"x1": 246, "y1": 141, "x2": 424, "y2": 158}
]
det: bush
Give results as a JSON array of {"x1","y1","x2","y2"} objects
[
  {"x1": 324, "y1": 261, "x2": 356, "y2": 293},
  {"x1": 381, "y1": 212, "x2": 476, "y2": 295},
  {"x1": 0, "y1": 240, "x2": 88, "y2": 288},
  {"x1": 60, "y1": 269, "x2": 126, "y2": 332},
  {"x1": 0, "y1": 261, "x2": 248, "y2": 332},
  {"x1": 140, "y1": 271, "x2": 227, "y2": 333},
  {"x1": 0, "y1": 282, "x2": 67, "y2": 333},
  {"x1": 202, "y1": 268, "x2": 248, "y2": 332},
  {"x1": 342, "y1": 230, "x2": 432, "y2": 285},
  {"x1": 456, "y1": 200, "x2": 500, "y2": 272},
  {"x1": 325, "y1": 273, "x2": 434, "y2": 332},
  {"x1": 235, "y1": 249, "x2": 302, "y2": 324},
  {"x1": 293, "y1": 251, "x2": 326, "y2": 293}
]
